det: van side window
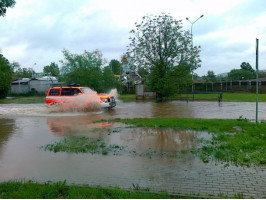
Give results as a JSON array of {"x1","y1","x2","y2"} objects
[
  {"x1": 61, "y1": 88, "x2": 81, "y2": 96},
  {"x1": 49, "y1": 89, "x2": 60, "y2": 96},
  {"x1": 73, "y1": 88, "x2": 81, "y2": 95},
  {"x1": 61, "y1": 88, "x2": 72, "y2": 96}
]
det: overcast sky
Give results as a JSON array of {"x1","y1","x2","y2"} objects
[{"x1": 0, "y1": 0, "x2": 265, "y2": 76}]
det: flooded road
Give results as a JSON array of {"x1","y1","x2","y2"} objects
[
  {"x1": 1, "y1": 100, "x2": 266, "y2": 119},
  {"x1": 0, "y1": 101, "x2": 265, "y2": 197}
]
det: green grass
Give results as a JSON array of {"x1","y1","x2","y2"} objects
[
  {"x1": 120, "y1": 93, "x2": 266, "y2": 102},
  {"x1": 0, "y1": 180, "x2": 244, "y2": 198},
  {"x1": 0, "y1": 180, "x2": 172, "y2": 199},
  {"x1": 112, "y1": 118, "x2": 266, "y2": 166},
  {"x1": 119, "y1": 94, "x2": 136, "y2": 101},
  {"x1": 42, "y1": 136, "x2": 124, "y2": 155},
  {"x1": 174, "y1": 93, "x2": 266, "y2": 102}
]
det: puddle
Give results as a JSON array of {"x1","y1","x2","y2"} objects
[
  {"x1": 45, "y1": 116, "x2": 212, "y2": 153},
  {"x1": 104, "y1": 127, "x2": 211, "y2": 152}
]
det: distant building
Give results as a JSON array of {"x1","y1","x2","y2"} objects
[
  {"x1": 11, "y1": 78, "x2": 30, "y2": 94},
  {"x1": 11, "y1": 76, "x2": 62, "y2": 94}
]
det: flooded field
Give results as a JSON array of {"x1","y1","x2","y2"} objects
[{"x1": 0, "y1": 101, "x2": 265, "y2": 197}]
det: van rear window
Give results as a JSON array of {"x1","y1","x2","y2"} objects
[
  {"x1": 49, "y1": 89, "x2": 60, "y2": 96},
  {"x1": 61, "y1": 88, "x2": 73, "y2": 96}
]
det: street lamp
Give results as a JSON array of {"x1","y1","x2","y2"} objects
[
  {"x1": 31, "y1": 63, "x2": 36, "y2": 78},
  {"x1": 186, "y1": 15, "x2": 204, "y2": 93}
]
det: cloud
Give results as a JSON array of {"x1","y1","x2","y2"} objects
[{"x1": 0, "y1": 0, "x2": 265, "y2": 75}]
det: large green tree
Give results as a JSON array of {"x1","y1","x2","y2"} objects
[
  {"x1": 0, "y1": 0, "x2": 16, "y2": 98},
  {"x1": 227, "y1": 69, "x2": 255, "y2": 81},
  {"x1": 127, "y1": 14, "x2": 201, "y2": 101},
  {"x1": 43, "y1": 62, "x2": 60, "y2": 76},
  {"x1": 227, "y1": 62, "x2": 255, "y2": 81},
  {"x1": 240, "y1": 62, "x2": 254, "y2": 73},
  {"x1": 0, "y1": 54, "x2": 12, "y2": 98},
  {"x1": 107, "y1": 59, "x2": 123, "y2": 75},
  {"x1": 60, "y1": 49, "x2": 120, "y2": 93},
  {"x1": 0, "y1": 0, "x2": 15, "y2": 17}
]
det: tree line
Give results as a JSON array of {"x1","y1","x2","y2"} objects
[{"x1": 202, "y1": 62, "x2": 265, "y2": 82}]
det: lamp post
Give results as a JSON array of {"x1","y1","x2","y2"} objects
[
  {"x1": 186, "y1": 15, "x2": 204, "y2": 93},
  {"x1": 31, "y1": 63, "x2": 36, "y2": 78}
]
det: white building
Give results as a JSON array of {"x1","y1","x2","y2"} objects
[{"x1": 11, "y1": 76, "x2": 61, "y2": 94}]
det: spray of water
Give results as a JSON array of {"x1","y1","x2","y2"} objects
[
  {"x1": 47, "y1": 88, "x2": 119, "y2": 113},
  {"x1": 107, "y1": 88, "x2": 119, "y2": 100}
]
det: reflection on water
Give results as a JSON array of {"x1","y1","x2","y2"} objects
[
  {"x1": 0, "y1": 118, "x2": 15, "y2": 157},
  {"x1": 106, "y1": 128, "x2": 211, "y2": 152},
  {"x1": 46, "y1": 116, "x2": 210, "y2": 152}
]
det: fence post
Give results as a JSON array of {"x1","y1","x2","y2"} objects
[{"x1": 256, "y1": 38, "x2": 259, "y2": 123}]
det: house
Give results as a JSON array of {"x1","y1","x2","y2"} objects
[
  {"x1": 11, "y1": 76, "x2": 62, "y2": 94},
  {"x1": 11, "y1": 78, "x2": 30, "y2": 94}
]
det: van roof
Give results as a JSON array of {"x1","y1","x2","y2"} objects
[{"x1": 49, "y1": 86, "x2": 87, "y2": 89}]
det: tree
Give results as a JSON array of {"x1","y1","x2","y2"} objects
[
  {"x1": 137, "y1": 67, "x2": 149, "y2": 83},
  {"x1": 0, "y1": 54, "x2": 12, "y2": 98},
  {"x1": 10, "y1": 61, "x2": 20, "y2": 73},
  {"x1": 227, "y1": 69, "x2": 255, "y2": 81},
  {"x1": 127, "y1": 14, "x2": 201, "y2": 101},
  {"x1": 203, "y1": 70, "x2": 216, "y2": 82},
  {"x1": 0, "y1": 0, "x2": 16, "y2": 17},
  {"x1": 10, "y1": 61, "x2": 35, "y2": 80},
  {"x1": 43, "y1": 62, "x2": 60, "y2": 76},
  {"x1": 258, "y1": 70, "x2": 266, "y2": 78},
  {"x1": 227, "y1": 62, "x2": 256, "y2": 81},
  {"x1": 102, "y1": 67, "x2": 123, "y2": 92},
  {"x1": 193, "y1": 73, "x2": 199, "y2": 80},
  {"x1": 107, "y1": 59, "x2": 122, "y2": 75},
  {"x1": 240, "y1": 62, "x2": 254, "y2": 73},
  {"x1": 60, "y1": 49, "x2": 121, "y2": 93}
]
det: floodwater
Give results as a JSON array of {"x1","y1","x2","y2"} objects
[
  {"x1": 0, "y1": 101, "x2": 265, "y2": 197},
  {"x1": 1, "y1": 100, "x2": 266, "y2": 119}
]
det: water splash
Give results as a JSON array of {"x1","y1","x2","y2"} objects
[
  {"x1": 108, "y1": 88, "x2": 119, "y2": 100},
  {"x1": 48, "y1": 88, "x2": 118, "y2": 112}
]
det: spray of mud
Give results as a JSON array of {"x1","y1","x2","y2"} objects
[
  {"x1": 108, "y1": 88, "x2": 119, "y2": 100},
  {"x1": 48, "y1": 88, "x2": 119, "y2": 113}
]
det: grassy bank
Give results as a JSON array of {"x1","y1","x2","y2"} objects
[
  {"x1": 112, "y1": 118, "x2": 266, "y2": 166},
  {"x1": 0, "y1": 181, "x2": 172, "y2": 199},
  {"x1": 120, "y1": 93, "x2": 266, "y2": 102},
  {"x1": 173, "y1": 93, "x2": 266, "y2": 102},
  {"x1": 119, "y1": 94, "x2": 136, "y2": 101}
]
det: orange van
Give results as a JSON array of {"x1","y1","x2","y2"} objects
[{"x1": 46, "y1": 85, "x2": 116, "y2": 109}]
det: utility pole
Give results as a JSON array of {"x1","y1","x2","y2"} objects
[
  {"x1": 256, "y1": 38, "x2": 259, "y2": 123},
  {"x1": 186, "y1": 15, "x2": 204, "y2": 94}
]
